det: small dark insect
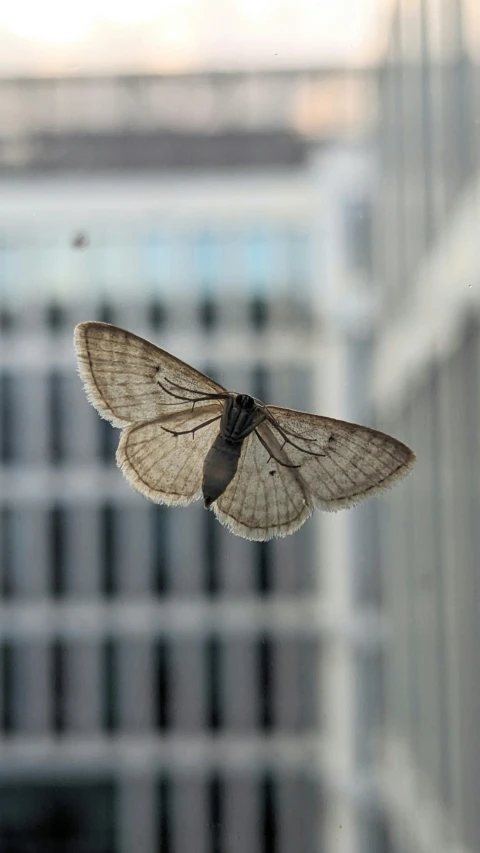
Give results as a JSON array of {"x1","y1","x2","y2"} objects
[
  {"x1": 71, "y1": 232, "x2": 89, "y2": 249},
  {"x1": 74, "y1": 322, "x2": 416, "y2": 541}
]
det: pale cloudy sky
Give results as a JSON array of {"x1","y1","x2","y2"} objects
[{"x1": 0, "y1": 0, "x2": 387, "y2": 75}]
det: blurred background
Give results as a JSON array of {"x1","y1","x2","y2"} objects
[{"x1": 0, "y1": 1, "x2": 478, "y2": 852}]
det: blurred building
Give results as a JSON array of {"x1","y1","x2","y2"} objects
[
  {"x1": 374, "y1": 3, "x2": 480, "y2": 853},
  {"x1": 0, "y1": 70, "x2": 378, "y2": 853}
]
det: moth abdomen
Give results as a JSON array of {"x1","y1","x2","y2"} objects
[{"x1": 202, "y1": 435, "x2": 243, "y2": 508}]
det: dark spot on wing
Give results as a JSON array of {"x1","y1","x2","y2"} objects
[{"x1": 269, "y1": 470, "x2": 276, "y2": 476}]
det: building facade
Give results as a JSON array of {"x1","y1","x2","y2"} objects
[
  {"x1": 0, "y1": 71, "x2": 377, "y2": 853},
  {"x1": 373, "y1": 3, "x2": 480, "y2": 853}
]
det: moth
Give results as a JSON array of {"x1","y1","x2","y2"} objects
[{"x1": 74, "y1": 322, "x2": 416, "y2": 541}]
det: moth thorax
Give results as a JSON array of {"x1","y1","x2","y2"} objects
[
  {"x1": 202, "y1": 435, "x2": 243, "y2": 508},
  {"x1": 221, "y1": 394, "x2": 258, "y2": 442}
]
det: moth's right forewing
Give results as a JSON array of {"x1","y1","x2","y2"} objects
[
  {"x1": 74, "y1": 322, "x2": 227, "y2": 427},
  {"x1": 266, "y1": 406, "x2": 416, "y2": 510}
]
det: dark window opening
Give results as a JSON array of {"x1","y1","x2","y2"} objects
[
  {"x1": 1, "y1": 508, "x2": 13, "y2": 598},
  {"x1": 0, "y1": 373, "x2": 15, "y2": 463},
  {"x1": 0, "y1": 308, "x2": 13, "y2": 332},
  {"x1": 101, "y1": 505, "x2": 115, "y2": 597},
  {"x1": 50, "y1": 506, "x2": 66, "y2": 597},
  {"x1": 52, "y1": 640, "x2": 65, "y2": 734},
  {"x1": 155, "y1": 639, "x2": 170, "y2": 731},
  {"x1": 262, "y1": 775, "x2": 277, "y2": 853},
  {"x1": 151, "y1": 506, "x2": 169, "y2": 595},
  {"x1": 148, "y1": 299, "x2": 166, "y2": 330},
  {"x1": 256, "y1": 542, "x2": 271, "y2": 595},
  {"x1": 97, "y1": 301, "x2": 115, "y2": 325},
  {"x1": 199, "y1": 296, "x2": 217, "y2": 331},
  {"x1": 1, "y1": 642, "x2": 13, "y2": 734},
  {"x1": 250, "y1": 296, "x2": 269, "y2": 331},
  {"x1": 252, "y1": 364, "x2": 269, "y2": 404},
  {"x1": 209, "y1": 775, "x2": 223, "y2": 853},
  {"x1": 0, "y1": 782, "x2": 115, "y2": 853},
  {"x1": 99, "y1": 418, "x2": 117, "y2": 465},
  {"x1": 207, "y1": 636, "x2": 222, "y2": 731},
  {"x1": 205, "y1": 511, "x2": 219, "y2": 596},
  {"x1": 157, "y1": 776, "x2": 171, "y2": 853},
  {"x1": 102, "y1": 640, "x2": 116, "y2": 733},
  {"x1": 45, "y1": 301, "x2": 67, "y2": 331},
  {"x1": 258, "y1": 636, "x2": 273, "y2": 731},
  {"x1": 48, "y1": 372, "x2": 64, "y2": 464}
]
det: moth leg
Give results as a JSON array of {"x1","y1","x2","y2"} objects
[
  {"x1": 266, "y1": 414, "x2": 326, "y2": 458},
  {"x1": 161, "y1": 414, "x2": 221, "y2": 438},
  {"x1": 254, "y1": 429, "x2": 301, "y2": 469}
]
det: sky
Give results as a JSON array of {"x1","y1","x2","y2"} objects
[{"x1": 0, "y1": 0, "x2": 386, "y2": 75}]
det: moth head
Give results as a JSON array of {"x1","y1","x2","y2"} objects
[{"x1": 235, "y1": 394, "x2": 255, "y2": 410}]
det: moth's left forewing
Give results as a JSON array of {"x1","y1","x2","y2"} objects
[
  {"x1": 265, "y1": 406, "x2": 416, "y2": 511},
  {"x1": 74, "y1": 321, "x2": 228, "y2": 427}
]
